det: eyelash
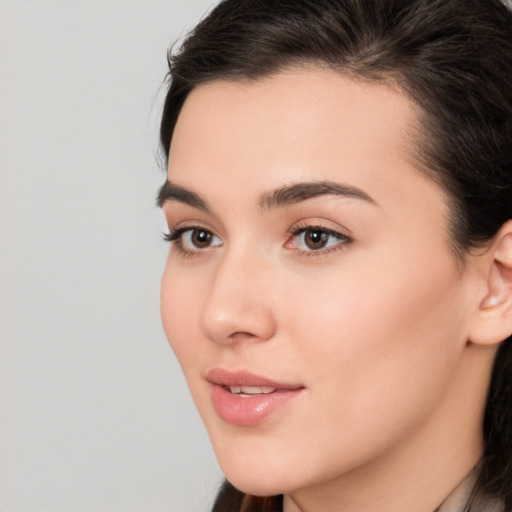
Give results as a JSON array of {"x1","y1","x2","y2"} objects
[{"x1": 163, "y1": 224, "x2": 352, "y2": 258}]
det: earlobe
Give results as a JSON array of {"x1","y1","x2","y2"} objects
[{"x1": 469, "y1": 225, "x2": 512, "y2": 346}]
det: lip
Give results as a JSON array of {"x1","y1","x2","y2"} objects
[
  {"x1": 206, "y1": 368, "x2": 305, "y2": 426},
  {"x1": 206, "y1": 368, "x2": 303, "y2": 389}
]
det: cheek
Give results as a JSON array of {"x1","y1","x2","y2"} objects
[
  {"x1": 282, "y1": 250, "x2": 467, "y2": 433},
  {"x1": 160, "y1": 262, "x2": 202, "y2": 368}
]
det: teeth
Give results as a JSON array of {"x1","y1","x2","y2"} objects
[{"x1": 229, "y1": 386, "x2": 276, "y2": 395}]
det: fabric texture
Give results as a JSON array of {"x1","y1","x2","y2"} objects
[{"x1": 434, "y1": 465, "x2": 505, "y2": 512}]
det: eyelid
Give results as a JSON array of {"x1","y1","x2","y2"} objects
[
  {"x1": 287, "y1": 219, "x2": 352, "y2": 238},
  {"x1": 163, "y1": 218, "x2": 217, "y2": 239}
]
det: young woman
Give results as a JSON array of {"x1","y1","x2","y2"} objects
[{"x1": 157, "y1": 0, "x2": 512, "y2": 510}]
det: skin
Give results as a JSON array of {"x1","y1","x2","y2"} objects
[{"x1": 159, "y1": 68, "x2": 500, "y2": 512}]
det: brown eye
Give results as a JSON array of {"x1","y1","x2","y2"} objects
[
  {"x1": 191, "y1": 229, "x2": 213, "y2": 248},
  {"x1": 304, "y1": 229, "x2": 329, "y2": 250},
  {"x1": 289, "y1": 226, "x2": 351, "y2": 254},
  {"x1": 177, "y1": 227, "x2": 222, "y2": 252}
]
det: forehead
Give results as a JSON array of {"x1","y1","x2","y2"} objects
[
  {"x1": 168, "y1": 68, "x2": 419, "y2": 178},
  {"x1": 167, "y1": 68, "x2": 446, "y2": 224}
]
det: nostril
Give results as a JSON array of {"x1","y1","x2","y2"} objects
[{"x1": 229, "y1": 331, "x2": 258, "y2": 340}]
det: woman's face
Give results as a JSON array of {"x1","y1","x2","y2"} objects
[{"x1": 160, "y1": 69, "x2": 479, "y2": 497}]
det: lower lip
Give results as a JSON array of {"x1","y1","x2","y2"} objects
[{"x1": 210, "y1": 384, "x2": 303, "y2": 426}]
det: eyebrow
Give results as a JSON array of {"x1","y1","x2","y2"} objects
[
  {"x1": 157, "y1": 179, "x2": 376, "y2": 211},
  {"x1": 258, "y1": 180, "x2": 376, "y2": 210},
  {"x1": 156, "y1": 180, "x2": 210, "y2": 212}
]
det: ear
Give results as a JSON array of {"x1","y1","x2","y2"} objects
[{"x1": 468, "y1": 221, "x2": 512, "y2": 346}]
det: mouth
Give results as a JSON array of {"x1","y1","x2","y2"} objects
[{"x1": 206, "y1": 368, "x2": 305, "y2": 426}]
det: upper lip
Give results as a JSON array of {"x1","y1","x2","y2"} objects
[{"x1": 206, "y1": 368, "x2": 304, "y2": 390}]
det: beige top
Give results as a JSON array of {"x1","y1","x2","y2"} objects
[{"x1": 435, "y1": 466, "x2": 505, "y2": 512}]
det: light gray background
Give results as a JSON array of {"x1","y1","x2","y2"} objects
[{"x1": 0, "y1": 1, "x2": 222, "y2": 511}]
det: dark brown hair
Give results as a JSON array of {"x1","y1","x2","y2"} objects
[{"x1": 159, "y1": 0, "x2": 512, "y2": 510}]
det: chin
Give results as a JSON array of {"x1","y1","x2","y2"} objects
[
  {"x1": 223, "y1": 471, "x2": 289, "y2": 497},
  {"x1": 213, "y1": 445, "x2": 310, "y2": 497}
]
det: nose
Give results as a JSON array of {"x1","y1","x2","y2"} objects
[{"x1": 200, "y1": 247, "x2": 277, "y2": 345}]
